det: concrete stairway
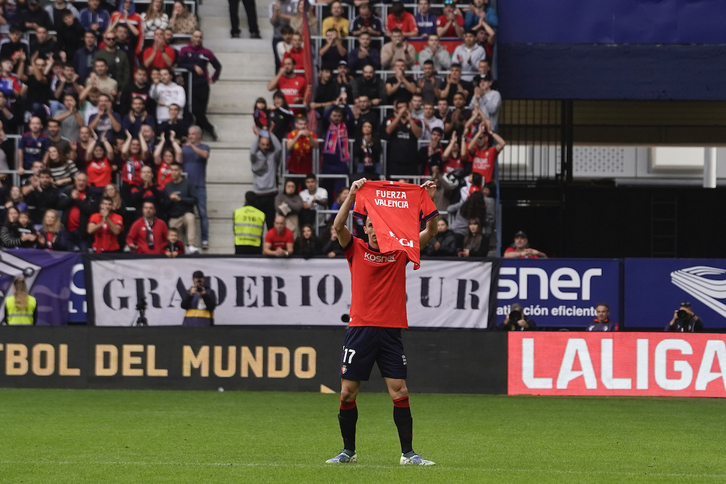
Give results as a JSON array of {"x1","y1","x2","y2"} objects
[{"x1": 198, "y1": 0, "x2": 276, "y2": 253}]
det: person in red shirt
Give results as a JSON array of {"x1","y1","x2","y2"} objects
[
  {"x1": 282, "y1": 32, "x2": 305, "y2": 68},
  {"x1": 326, "y1": 178, "x2": 438, "y2": 466},
  {"x1": 263, "y1": 214, "x2": 294, "y2": 257},
  {"x1": 162, "y1": 227, "x2": 185, "y2": 257},
  {"x1": 142, "y1": 28, "x2": 176, "y2": 69},
  {"x1": 285, "y1": 115, "x2": 319, "y2": 175},
  {"x1": 503, "y1": 230, "x2": 547, "y2": 259},
  {"x1": 85, "y1": 135, "x2": 114, "y2": 196},
  {"x1": 436, "y1": 0, "x2": 465, "y2": 38},
  {"x1": 467, "y1": 123, "x2": 505, "y2": 183},
  {"x1": 126, "y1": 201, "x2": 168, "y2": 254},
  {"x1": 386, "y1": 2, "x2": 419, "y2": 38},
  {"x1": 88, "y1": 197, "x2": 124, "y2": 252},
  {"x1": 267, "y1": 57, "x2": 308, "y2": 112}
]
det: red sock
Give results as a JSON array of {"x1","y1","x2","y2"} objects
[
  {"x1": 340, "y1": 398, "x2": 357, "y2": 411},
  {"x1": 393, "y1": 396, "x2": 410, "y2": 408}
]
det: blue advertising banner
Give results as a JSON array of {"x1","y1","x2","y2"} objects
[
  {"x1": 496, "y1": 259, "x2": 620, "y2": 329},
  {"x1": 68, "y1": 259, "x2": 86, "y2": 323},
  {"x1": 624, "y1": 259, "x2": 726, "y2": 330},
  {"x1": 0, "y1": 249, "x2": 78, "y2": 326}
]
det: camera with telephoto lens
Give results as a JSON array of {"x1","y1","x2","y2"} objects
[
  {"x1": 136, "y1": 296, "x2": 147, "y2": 311},
  {"x1": 676, "y1": 309, "x2": 690, "y2": 321},
  {"x1": 509, "y1": 310, "x2": 523, "y2": 323}
]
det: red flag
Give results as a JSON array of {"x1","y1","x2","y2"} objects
[{"x1": 301, "y1": 1, "x2": 317, "y2": 132}]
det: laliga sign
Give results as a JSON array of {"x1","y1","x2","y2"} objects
[{"x1": 509, "y1": 333, "x2": 726, "y2": 397}]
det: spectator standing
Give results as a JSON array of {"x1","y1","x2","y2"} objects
[
  {"x1": 44, "y1": 0, "x2": 79, "y2": 29},
  {"x1": 3, "y1": 277, "x2": 36, "y2": 325},
  {"x1": 141, "y1": 0, "x2": 168, "y2": 39},
  {"x1": 46, "y1": 146, "x2": 78, "y2": 188},
  {"x1": 51, "y1": 65, "x2": 83, "y2": 118},
  {"x1": 290, "y1": 0, "x2": 318, "y2": 36},
  {"x1": 84, "y1": 134, "x2": 114, "y2": 195},
  {"x1": 19, "y1": 0, "x2": 52, "y2": 32},
  {"x1": 320, "y1": 105, "x2": 354, "y2": 195},
  {"x1": 263, "y1": 214, "x2": 294, "y2": 257},
  {"x1": 25, "y1": 169, "x2": 61, "y2": 225},
  {"x1": 233, "y1": 191, "x2": 266, "y2": 255},
  {"x1": 352, "y1": 95, "x2": 379, "y2": 133},
  {"x1": 122, "y1": 96, "x2": 156, "y2": 138},
  {"x1": 384, "y1": 100, "x2": 422, "y2": 177},
  {"x1": 444, "y1": 91, "x2": 471, "y2": 138},
  {"x1": 348, "y1": 32, "x2": 380, "y2": 72},
  {"x1": 267, "y1": 57, "x2": 307, "y2": 112},
  {"x1": 381, "y1": 29, "x2": 416, "y2": 70},
  {"x1": 452, "y1": 31, "x2": 486, "y2": 82},
  {"x1": 88, "y1": 93, "x2": 122, "y2": 140},
  {"x1": 250, "y1": 133, "x2": 281, "y2": 228},
  {"x1": 37, "y1": 209, "x2": 71, "y2": 250},
  {"x1": 0, "y1": 27, "x2": 29, "y2": 71},
  {"x1": 88, "y1": 196, "x2": 123, "y2": 252},
  {"x1": 351, "y1": 3, "x2": 383, "y2": 37},
  {"x1": 18, "y1": 117, "x2": 50, "y2": 174},
  {"x1": 439, "y1": 63, "x2": 472, "y2": 106},
  {"x1": 474, "y1": 22, "x2": 496, "y2": 60},
  {"x1": 274, "y1": 179, "x2": 303, "y2": 238},
  {"x1": 149, "y1": 67, "x2": 186, "y2": 123},
  {"x1": 73, "y1": 31, "x2": 98, "y2": 83},
  {"x1": 178, "y1": 30, "x2": 222, "y2": 141},
  {"x1": 299, "y1": 173, "x2": 328, "y2": 227},
  {"x1": 153, "y1": 131, "x2": 182, "y2": 189},
  {"x1": 126, "y1": 200, "x2": 168, "y2": 253},
  {"x1": 419, "y1": 103, "x2": 444, "y2": 141},
  {"x1": 469, "y1": 74, "x2": 501, "y2": 132},
  {"x1": 270, "y1": 0, "x2": 296, "y2": 68},
  {"x1": 163, "y1": 162, "x2": 198, "y2": 251},
  {"x1": 285, "y1": 116, "x2": 318, "y2": 176},
  {"x1": 351, "y1": 65, "x2": 386, "y2": 107},
  {"x1": 93, "y1": 29, "x2": 131, "y2": 91},
  {"x1": 417, "y1": 60, "x2": 440, "y2": 104},
  {"x1": 59, "y1": 172, "x2": 97, "y2": 251},
  {"x1": 274, "y1": 26, "x2": 294, "y2": 69},
  {"x1": 419, "y1": 126, "x2": 443, "y2": 174},
  {"x1": 415, "y1": 0, "x2": 437, "y2": 38},
  {"x1": 386, "y1": 2, "x2": 418, "y2": 38},
  {"x1": 309, "y1": 65, "x2": 340, "y2": 117},
  {"x1": 109, "y1": 0, "x2": 144, "y2": 57},
  {"x1": 467, "y1": 123, "x2": 504, "y2": 183},
  {"x1": 0, "y1": 207, "x2": 22, "y2": 248},
  {"x1": 120, "y1": 67, "x2": 154, "y2": 117},
  {"x1": 80, "y1": 0, "x2": 110, "y2": 38},
  {"x1": 143, "y1": 28, "x2": 176, "y2": 70},
  {"x1": 465, "y1": 0, "x2": 497, "y2": 31},
  {"x1": 352, "y1": 120, "x2": 381, "y2": 176},
  {"x1": 322, "y1": 1, "x2": 349, "y2": 37},
  {"x1": 182, "y1": 126, "x2": 211, "y2": 249},
  {"x1": 57, "y1": 11, "x2": 86, "y2": 56},
  {"x1": 436, "y1": 0, "x2": 465, "y2": 38},
  {"x1": 22, "y1": 55, "x2": 53, "y2": 122},
  {"x1": 281, "y1": 32, "x2": 305, "y2": 68},
  {"x1": 83, "y1": 59, "x2": 118, "y2": 98},
  {"x1": 29, "y1": 26, "x2": 59, "y2": 61},
  {"x1": 320, "y1": 29, "x2": 347, "y2": 67},
  {"x1": 229, "y1": 0, "x2": 260, "y2": 39},
  {"x1": 385, "y1": 59, "x2": 417, "y2": 105},
  {"x1": 119, "y1": 130, "x2": 149, "y2": 201}
]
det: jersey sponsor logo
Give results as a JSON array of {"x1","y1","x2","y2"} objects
[
  {"x1": 388, "y1": 231, "x2": 414, "y2": 248},
  {"x1": 671, "y1": 266, "x2": 726, "y2": 318},
  {"x1": 364, "y1": 251, "x2": 397, "y2": 264}
]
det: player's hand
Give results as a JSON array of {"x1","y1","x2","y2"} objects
[
  {"x1": 421, "y1": 180, "x2": 436, "y2": 200},
  {"x1": 349, "y1": 178, "x2": 367, "y2": 197}
]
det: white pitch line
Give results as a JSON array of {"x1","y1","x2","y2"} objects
[{"x1": 0, "y1": 461, "x2": 724, "y2": 478}]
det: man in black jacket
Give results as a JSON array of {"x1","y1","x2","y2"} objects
[
  {"x1": 25, "y1": 169, "x2": 61, "y2": 225},
  {"x1": 58, "y1": 172, "x2": 99, "y2": 252},
  {"x1": 666, "y1": 302, "x2": 704, "y2": 332},
  {"x1": 163, "y1": 162, "x2": 198, "y2": 252},
  {"x1": 423, "y1": 217, "x2": 457, "y2": 257},
  {"x1": 181, "y1": 270, "x2": 217, "y2": 326}
]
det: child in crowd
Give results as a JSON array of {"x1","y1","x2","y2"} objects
[
  {"x1": 163, "y1": 227, "x2": 185, "y2": 257},
  {"x1": 252, "y1": 97, "x2": 274, "y2": 137}
]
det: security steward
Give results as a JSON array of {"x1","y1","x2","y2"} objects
[
  {"x1": 234, "y1": 191, "x2": 266, "y2": 255},
  {"x1": 4, "y1": 277, "x2": 37, "y2": 325}
]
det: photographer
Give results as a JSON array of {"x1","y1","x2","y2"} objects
[
  {"x1": 181, "y1": 270, "x2": 217, "y2": 327},
  {"x1": 666, "y1": 302, "x2": 703, "y2": 332},
  {"x1": 496, "y1": 303, "x2": 537, "y2": 331}
]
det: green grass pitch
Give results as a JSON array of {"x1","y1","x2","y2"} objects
[{"x1": 1, "y1": 389, "x2": 724, "y2": 483}]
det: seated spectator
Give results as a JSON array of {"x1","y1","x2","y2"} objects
[
  {"x1": 381, "y1": 29, "x2": 416, "y2": 70},
  {"x1": 157, "y1": 103, "x2": 189, "y2": 140},
  {"x1": 18, "y1": 117, "x2": 50, "y2": 175},
  {"x1": 440, "y1": 63, "x2": 472, "y2": 106},
  {"x1": 285, "y1": 115, "x2": 318, "y2": 176},
  {"x1": 415, "y1": 0, "x2": 437, "y2": 38},
  {"x1": 0, "y1": 26, "x2": 30, "y2": 71},
  {"x1": 452, "y1": 31, "x2": 486, "y2": 82},
  {"x1": 444, "y1": 91, "x2": 471, "y2": 138},
  {"x1": 321, "y1": 1, "x2": 349, "y2": 37},
  {"x1": 497, "y1": 303, "x2": 537, "y2": 331},
  {"x1": 465, "y1": 0, "x2": 498, "y2": 31},
  {"x1": 37, "y1": 209, "x2": 71, "y2": 250},
  {"x1": 299, "y1": 173, "x2": 328, "y2": 228},
  {"x1": 19, "y1": 0, "x2": 52, "y2": 32},
  {"x1": 436, "y1": 0, "x2": 465, "y2": 38},
  {"x1": 263, "y1": 214, "x2": 294, "y2": 257},
  {"x1": 416, "y1": 60, "x2": 439, "y2": 104},
  {"x1": 275, "y1": 179, "x2": 304, "y2": 238},
  {"x1": 351, "y1": 65, "x2": 386, "y2": 107},
  {"x1": 467, "y1": 123, "x2": 504, "y2": 183},
  {"x1": 275, "y1": 25, "x2": 295, "y2": 66},
  {"x1": 16, "y1": 211, "x2": 39, "y2": 248},
  {"x1": 0, "y1": 206, "x2": 21, "y2": 248},
  {"x1": 20, "y1": 161, "x2": 46, "y2": 197},
  {"x1": 119, "y1": 67, "x2": 153, "y2": 116},
  {"x1": 294, "y1": 224, "x2": 320, "y2": 258},
  {"x1": 351, "y1": 3, "x2": 383, "y2": 37},
  {"x1": 163, "y1": 227, "x2": 185, "y2": 257},
  {"x1": 103, "y1": 183, "x2": 128, "y2": 223},
  {"x1": 58, "y1": 172, "x2": 98, "y2": 252},
  {"x1": 290, "y1": 0, "x2": 318, "y2": 36},
  {"x1": 85, "y1": 134, "x2": 114, "y2": 195},
  {"x1": 386, "y1": 2, "x2": 418, "y2": 38},
  {"x1": 79, "y1": 0, "x2": 110, "y2": 38},
  {"x1": 336, "y1": 60, "x2": 353, "y2": 98},
  {"x1": 45, "y1": 0, "x2": 79, "y2": 28},
  {"x1": 79, "y1": 84, "x2": 101, "y2": 125},
  {"x1": 153, "y1": 131, "x2": 182, "y2": 189},
  {"x1": 142, "y1": 28, "x2": 176, "y2": 70},
  {"x1": 504, "y1": 231, "x2": 547, "y2": 259},
  {"x1": 163, "y1": 162, "x2": 198, "y2": 251},
  {"x1": 588, "y1": 303, "x2": 618, "y2": 332},
  {"x1": 88, "y1": 196, "x2": 123, "y2": 253},
  {"x1": 5, "y1": 186, "x2": 27, "y2": 213},
  {"x1": 141, "y1": 0, "x2": 168, "y2": 39},
  {"x1": 353, "y1": 120, "x2": 381, "y2": 176},
  {"x1": 320, "y1": 221, "x2": 344, "y2": 258},
  {"x1": 309, "y1": 65, "x2": 339, "y2": 117},
  {"x1": 429, "y1": 164, "x2": 454, "y2": 211},
  {"x1": 384, "y1": 100, "x2": 422, "y2": 177},
  {"x1": 470, "y1": 74, "x2": 500, "y2": 131},
  {"x1": 89, "y1": 93, "x2": 123, "y2": 139},
  {"x1": 281, "y1": 32, "x2": 305, "y2": 68},
  {"x1": 474, "y1": 23, "x2": 496, "y2": 61},
  {"x1": 30, "y1": 25, "x2": 59, "y2": 61},
  {"x1": 149, "y1": 67, "x2": 186, "y2": 123},
  {"x1": 320, "y1": 29, "x2": 347, "y2": 67},
  {"x1": 47, "y1": 146, "x2": 78, "y2": 188},
  {"x1": 423, "y1": 217, "x2": 457, "y2": 257},
  {"x1": 348, "y1": 32, "x2": 380, "y2": 72},
  {"x1": 459, "y1": 217, "x2": 487, "y2": 257},
  {"x1": 23, "y1": 55, "x2": 53, "y2": 122},
  {"x1": 420, "y1": 104, "x2": 444, "y2": 141},
  {"x1": 73, "y1": 31, "x2": 98, "y2": 83},
  {"x1": 419, "y1": 126, "x2": 443, "y2": 173},
  {"x1": 352, "y1": 95, "x2": 379, "y2": 133},
  {"x1": 385, "y1": 59, "x2": 417, "y2": 105},
  {"x1": 123, "y1": 96, "x2": 156, "y2": 138},
  {"x1": 472, "y1": 58, "x2": 492, "y2": 86},
  {"x1": 168, "y1": 0, "x2": 198, "y2": 38},
  {"x1": 127, "y1": 200, "x2": 168, "y2": 253},
  {"x1": 267, "y1": 57, "x2": 307, "y2": 111}
]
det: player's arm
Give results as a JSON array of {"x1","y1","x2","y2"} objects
[
  {"x1": 419, "y1": 180, "x2": 438, "y2": 248},
  {"x1": 334, "y1": 178, "x2": 367, "y2": 249}
]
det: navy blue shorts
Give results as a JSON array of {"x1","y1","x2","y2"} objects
[{"x1": 339, "y1": 326, "x2": 407, "y2": 381}]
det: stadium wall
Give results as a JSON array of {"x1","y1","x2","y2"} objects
[{"x1": 0, "y1": 327, "x2": 508, "y2": 394}]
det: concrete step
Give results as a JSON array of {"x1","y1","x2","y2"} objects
[
  {"x1": 215, "y1": 54, "x2": 275, "y2": 81},
  {"x1": 207, "y1": 148, "x2": 253, "y2": 184},
  {"x1": 206, "y1": 114, "x2": 256, "y2": 147},
  {"x1": 206, "y1": 219, "x2": 236, "y2": 254},
  {"x1": 207, "y1": 182, "x2": 252, "y2": 218},
  {"x1": 209, "y1": 80, "x2": 270, "y2": 114}
]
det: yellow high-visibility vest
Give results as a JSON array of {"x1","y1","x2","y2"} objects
[
  {"x1": 5, "y1": 295, "x2": 36, "y2": 325},
  {"x1": 234, "y1": 206, "x2": 265, "y2": 247}
]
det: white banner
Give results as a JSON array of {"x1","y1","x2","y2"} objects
[{"x1": 88, "y1": 257, "x2": 494, "y2": 328}]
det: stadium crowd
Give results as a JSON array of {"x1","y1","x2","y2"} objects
[
  {"x1": 0, "y1": 0, "x2": 221, "y2": 253},
  {"x1": 247, "y1": 0, "x2": 503, "y2": 258}
]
